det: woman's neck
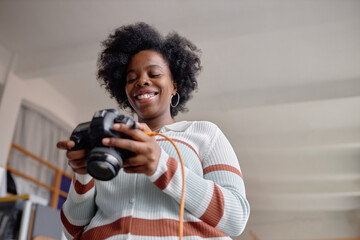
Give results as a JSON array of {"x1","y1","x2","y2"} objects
[{"x1": 138, "y1": 116, "x2": 175, "y2": 132}]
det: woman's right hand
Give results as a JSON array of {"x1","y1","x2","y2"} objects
[{"x1": 57, "y1": 140, "x2": 88, "y2": 174}]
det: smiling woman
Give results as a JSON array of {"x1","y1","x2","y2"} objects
[
  {"x1": 125, "y1": 50, "x2": 177, "y2": 127},
  {"x1": 57, "y1": 22, "x2": 250, "y2": 240},
  {"x1": 97, "y1": 22, "x2": 200, "y2": 119}
]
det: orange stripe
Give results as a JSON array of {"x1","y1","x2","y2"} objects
[
  {"x1": 80, "y1": 217, "x2": 226, "y2": 239},
  {"x1": 157, "y1": 138, "x2": 202, "y2": 164},
  {"x1": 203, "y1": 164, "x2": 243, "y2": 178},
  {"x1": 153, "y1": 157, "x2": 178, "y2": 190},
  {"x1": 73, "y1": 175, "x2": 95, "y2": 194},
  {"x1": 60, "y1": 208, "x2": 85, "y2": 238},
  {"x1": 200, "y1": 184, "x2": 224, "y2": 227}
]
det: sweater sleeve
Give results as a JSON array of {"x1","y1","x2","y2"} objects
[
  {"x1": 60, "y1": 173, "x2": 97, "y2": 239},
  {"x1": 148, "y1": 122, "x2": 250, "y2": 236}
]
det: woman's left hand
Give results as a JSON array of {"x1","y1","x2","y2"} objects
[{"x1": 102, "y1": 123, "x2": 161, "y2": 176}]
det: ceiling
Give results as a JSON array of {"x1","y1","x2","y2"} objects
[{"x1": 1, "y1": 0, "x2": 360, "y2": 238}]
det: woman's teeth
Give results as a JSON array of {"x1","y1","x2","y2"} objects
[{"x1": 137, "y1": 93, "x2": 154, "y2": 100}]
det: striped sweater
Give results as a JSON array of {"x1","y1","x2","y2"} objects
[{"x1": 61, "y1": 121, "x2": 250, "y2": 239}]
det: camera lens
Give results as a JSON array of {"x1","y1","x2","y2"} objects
[{"x1": 87, "y1": 147, "x2": 123, "y2": 181}]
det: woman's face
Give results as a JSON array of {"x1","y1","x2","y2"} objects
[{"x1": 125, "y1": 50, "x2": 177, "y2": 121}]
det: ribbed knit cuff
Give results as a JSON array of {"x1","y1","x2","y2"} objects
[
  {"x1": 74, "y1": 173, "x2": 93, "y2": 185},
  {"x1": 148, "y1": 149, "x2": 169, "y2": 182}
]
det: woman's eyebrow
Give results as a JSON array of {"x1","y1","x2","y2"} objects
[
  {"x1": 126, "y1": 69, "x2": 135, "y2": 75},
  {"x1": 147, "y1": 64, "x2": 163, "y2": 69},
  {"x1": 127, "y1": 65, "x2": 162, "y2": 74}
]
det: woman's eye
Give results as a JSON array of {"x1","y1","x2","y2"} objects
[
  {"x1": 126, "y1": 76, "x2": 137, "y2": 83},
  {"x1": 150, "y1": 74, "x2": 161, "y2": 78}
]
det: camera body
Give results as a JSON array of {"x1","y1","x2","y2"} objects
[{"x1": 69, "y1": 109, "x2": 136, "y2": 181}]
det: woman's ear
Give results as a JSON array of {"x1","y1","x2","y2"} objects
[{"x1": 172, "y1": 82, "x2": 178, "y2": 95}]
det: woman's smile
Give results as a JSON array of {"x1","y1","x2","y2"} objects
[
  {"x1": 125, "y1": 50, "x2": 177, "y2": 123},
  {"x1": 134, "y1": 91, "x2": 159, "y2": 101}
]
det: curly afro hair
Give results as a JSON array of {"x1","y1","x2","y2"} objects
[{"x1": 97, "y1": 22, "x2": 202, "y2": 117}]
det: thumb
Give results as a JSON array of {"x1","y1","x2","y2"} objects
[{"x1": 137, "y1": 122, "x2": 151, "y2": 132}]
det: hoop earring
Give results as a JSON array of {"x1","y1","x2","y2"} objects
[{"x1": 170, "y1": 92, "x2": 180, "y2": 108}]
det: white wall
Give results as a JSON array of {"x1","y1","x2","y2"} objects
[
  {"x1": 0, "y1": 48, "x2": 78, "y2": 168},
  {"x1": 0, "y1": 44, "x2": 12, "y2": 104},
  {"x1": 0, "y1": 44, "x2": 12, "y2": 85},
  {"x1": 237, "y1": 210, "x2": 360, "y2": 240}
]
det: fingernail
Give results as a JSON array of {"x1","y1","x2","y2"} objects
[
  {"x1": 113, "y1": 124, "x2": 121, "y2": 130},
  {"x1": 102, "y1": 138, "x2": 110, "y2": 145}
]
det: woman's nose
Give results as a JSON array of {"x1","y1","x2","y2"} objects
[{"x1": 136, "y1": 76, "x2": 150, "y2": 87}]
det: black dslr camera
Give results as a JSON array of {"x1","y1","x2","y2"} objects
[{"x1": 69, "y1": 109, "x2": 137, "y2": 181}]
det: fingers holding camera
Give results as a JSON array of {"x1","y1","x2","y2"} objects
[
  {"x1": 57, "y1": 140, "x2": 88, "y2": 174},
  {"x1": 102, "y1": 135, "x2": 161, "y2": 176},
  {"x1": 122, "y1": 146, "x2": 160, "y2": 176},
  {"x1": 135, "y1": 122, "x2": 152, "y2": 132},
  {"x1": 112, "y1": 123, "x2": 151, "y2": 141},
  {"x1": 56, "y1": 140, "x2": 75, "y2": 150},
  {"x1": 66, "y1": 149, "x2": 88, "y2": 174},
  {"x1": 68, "y1": 157, "x2": 88, "y2": 174}
]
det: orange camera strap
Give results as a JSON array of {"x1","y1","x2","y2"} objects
[{"x1": 145, "y1": 131, "x2": 185, "y2": 240}]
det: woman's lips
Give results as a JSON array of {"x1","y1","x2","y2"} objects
[
  {"x1": 136, "y1": 93, "x2": 156, "y2": 100},
  {"x1": 134, "y1": 92, "x2": 159, "y2": 103}
]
